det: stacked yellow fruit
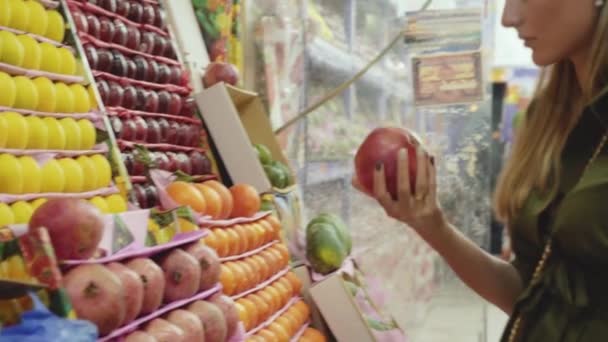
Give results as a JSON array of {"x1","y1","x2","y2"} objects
[{"x1": 1, "y1": 0, "x2": 65, "y2": 42}]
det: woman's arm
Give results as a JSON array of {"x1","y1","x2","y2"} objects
[
  {"x1": 418, "y1": 217, "x2": 523, "y2": 314},
  {"x1": 355, "y1": 147, "x2": 523, "y2": 314}
]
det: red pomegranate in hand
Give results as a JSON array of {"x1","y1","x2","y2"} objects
[
  {"x1": 354, "y1": 127, "x2": 425, "y2": 199},
  {"x1": 202, "y1": 62, "x2": 239, "y2": 87},
  {"x1": 29, "y1": 199, "x2": 105, "y2": 260}
]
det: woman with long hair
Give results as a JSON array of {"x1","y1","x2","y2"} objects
[{"x1": 354, "y1": 0, "x2": 608, "y2": 340}]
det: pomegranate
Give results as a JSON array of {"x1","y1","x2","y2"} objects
[
  {"x1": 209, "y1": 294, "x2": 239, "y2": 339},
  {"x1": 165, "y1": 309, "x2": 205, "y2": 342},
  {"x1": 125, "y1": 331, "x2": 158, "y2": 342},
  {"x1": 354, "y1": 127, "x2": 425, "y2": 199},
  {"x1": 159, "y1": 249, "x2": 201, "y2": 302},
  {"x1": 107, "y1": 262, "x2": 144, "y2": 324},
  {"x1": 126, "y1": 258, "x2": 165, "y2": 314},
  {"x1": 29, "y1": 198, "x2": 105, "y2": 260},
  {"x1": 187, "y1": 300, "x2": 227, "y2": 342},
  {"x1": 63, "y1": 264, "x2": 126, "y2": 336},
  {"x1": 145, "y1": 318, "x2": 186, "y2": 342},
  {"x1": 183, "y1": 242, "x2": 220, "y2": 291},
  {"x1": 202, "y1": 62, "x2": 239, "y2": 87}
]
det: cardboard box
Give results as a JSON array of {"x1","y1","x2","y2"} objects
[
  {"x1": 195, "y1": 83, "x2": 294, "y2": 194},
  {"x1": 293, "y1": 265, "x2": 331, "y2": 337}
]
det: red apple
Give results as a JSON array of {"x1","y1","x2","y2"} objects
[
  {"x1": 157, "y1": 91, "x2": 171, "y2": 114},
  {"x1": 141, "y1": 4, "x2": 156, "y2": 26},
  {"x1": 180, "y1": 97, "x2": 196, "y2": 117},
  {"x1": 99, "y1": 0, "x2": 117, "y2": 12},
  {"x1": 167, "y1": 93, "x2": 182, "y2": 115},
  {"x1": 354, "y1": 127, "x2": 424, "y2": 199},
  {"x1": 133, "y1": 116, "x2": 148, "y2": 142},
  {"x1": 133, "y1": 56, "x2": 148, "y2": 81},
  {"x1": 209, "y1": 38, "x2": 227, "y2": 62},
  {"x1": 99, "y1": 17, "x2": 116, "y2": 42},
  {"x1": 146, "y1": 118, "x2": 161, "y2": 143},
  {"x1": 186, "y1": 125, "x2": 201, "y2": 147},
  {"x1": 122, "y1": 151, "x2": 134, "y2": 174},
  {"x1": 153, "y1": 6, "x2": 166, "y2": 30},
  {"x1": 168, "y1": 66, "x2": 183, "y2": 85},
  {"x1": 84, "y1": 45, "x2": 98, "y2": 69},
  {"x1": 127, "y1": 1, "x2": 143, "y2": 22},
  {"x1": 72, "y1": 10, "x2": 89, "y2": 34},
  {"x1": 203, "y1": 62, "x2": 239, "y2": 87},
  {"x1": 126, "y1": 26, "x2": 141, "y2": 50},
  {"x1": 116, "y1": 1, "x2": 130, "y2": 17},
  {"x1": 151, "y1": 35, "x2": 166, "y2": 56},
  {"x1": 190, "y1": 151, "x2": 211, "y2": 175},
  {"x1": 113, "y1": 19, "x2": 128, "y2": 46},
  {"x1": 143, "y1": 90, "x2": 159, "y2": 113},
  {"x1": 96, "y1": 79, "x2": 110, "y2": 103},
  {"x1": 139, "y1": 32, "x2": 155, "y2": 54},
  {"x1": 144, "y1": 185, "x2": 159, "y2": 208},
  {"x1": 165, "y1": 121, "x2": 180, "y2": 145},
  {"x1": 152, "y1": 152, "x2": 169, "y2": 171},
  {"x1": 122, "y1": 85, "x2": 138, "y2": 109},
  {"x1": 107, "y1": 82, "x2": 124, "y2": 107},
  {"x1": 157, "y1": 64, "x2": 171, "y2": 83},
  {"x1": 86, "y1": 14, "x2": 101, "y2": 38},
  {"x1": 126, "y1": 59, "x2": 137, "y2": 79},
  {"x1": 165, "y1": 152, "x2": 179, "y2": 172},
  {"x1": 133, "y1": 184, "x2": 146, "y2": 207},
  {"x1": 175, "y1": 153, "x2": 192, "y2": 174},
  {"x1": 157, "y1": 118, "x2": 170, "y2": 142},
  {"x1": 96, "y1": 48, "x2": 113, "y2": 72},
  {"x1": 110, "y1": 50, "x2": 128, "y2": 76},
  {"x1": 119, "y1": 118, "x2": 135, "y2": 140},
  {"x1": 175, "y1": 123, "x2": 189, "y2": 146},
  {"x1": 134, "y1": 87, "x2": 148, "y2": 111},
  {"x1": 147, "y1": 60, "x2": 159, "y2": 83}
]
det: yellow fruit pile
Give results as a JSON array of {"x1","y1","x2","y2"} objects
[
  {"x1": 0, "y1": 72, "x2": 94, "y2": 112},
  {"x1": 0, "y1": 112, "x2": 97, "y2": 150},
  {"x1": 0, "y1": 153, "x2": 112, "y2": 195},
  {"x1": 0, "y1": 0, "x2": 65, "y2": 42},
  {"x1": 0, "y1": 30, "x2": 77, "y2": 75}
]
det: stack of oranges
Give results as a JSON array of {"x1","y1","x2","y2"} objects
[
  {"x1": 219, "y1": 243, "x2": 290, "y2": 296},
  {"x1": 204, "y1": 214, "x2": 282, "y2": 258},
  {"x1": 245, "y1": 299, "x2": 316, "y2": 342},
  {"x1": 165, "y1": 181, "x2": 261, "y2": 219}
]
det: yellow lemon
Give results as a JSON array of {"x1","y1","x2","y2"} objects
[
  {"x1": 7, "y1": 0, "x2": 29, "y2": 31},
  {"x1": 2, "y1": 111, "x2": 28, "y2": 149},
  {"x1": 16, "y1": 34, "x2": 41, "y2": 70},
  {"x1": 44, "y1": 10, "x2": 65, "y2": 42},
  {"x1": 58, "y1": 158, "x2": 84, "y2": 192},
  {"x1": 57, "y1": 47, "x2": 76, "y2": 75},
  {"x1": 54, "y1": 82, "x2": 74, "y2": 113},
  {"x1": 77, "y1": 119, "x2": 96, "y2": 150},
  {"x1": 90, "y1": 154, "x2": 112, "y2": 188},
  {"x1": 42, "y1": 117, "x2": 65, "y2": 149},
  {"x1": 87, "y1": 84, "x2": 98, "y2": 109},
  {"x1": 0, "y1": 153, "x2": 23, "y2": 194},
  {"x1": 25, "y1": 115, "x2": 48, "y2": 149},
  {"x1": 38, "y1": 42, "x2": 61, "y2": 73},
  {"x1": 13, "y1": 76, "x2": 38, "y2": 110},
  {"x1": 0, "y1": 30, "x2": 24, "y2": 67},
  {"x1": 11, "y1": 201, "x2": 33, "y2": 224},
  {"x1": 32, "y1": 77, "x2": 56, "y2": 112},
  {"x1": 59, "y1": 117, "x2": 80, "y2": 150},
  {"x1": 105, "y1": 194, "x2": 127, "y2": 213},
  {"x1": 0, "y1": 115, "x2": 7, "y2": 148},
  {"x1": 70, "y1": 84, "x2": 90, "y2": 113},
  {"x1": 19, "y1": 156, "x2": 41, "y2": 193},
  {"x1": 89, "y1": 196, "x2": 109, "y2": 213},
  {"x1": 24, "y1": 0, "x2": 48, "y2": 36},
  {"x1": 0, "y1": 203, "x2": 15, "y2": 227},
  {"x1": 40, "y1": 159, "x2": 64, "y2": 192},
  {"x1": 0, "y1": 0, "x2": 11, "y2": 27},
  {"x1": 30, "y1": 198, "x2": 47, "y2": 211},
  {"x1": 0, "y1": 72, "x2": 16, "y2": 107},
  {"x1": 76, "y1": 155, "x2": 97, "y2": 191}
]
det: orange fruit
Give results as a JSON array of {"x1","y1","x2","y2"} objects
[
  {"x1": 275, "y1": 316, "x2": 295, "y2": 336},
  {"x1": 203, "y1": 230, "x2": 219, "y2": 250},
  {"x1": 268, "y1": 321, "x2": 290, "y2": 341},
  {"x1": 281, "y1": 311, "x2": 301, "y2": 335},
  {"x1": 224, "y1": 227, "x2": 242, "y2": 256},
  {"x1": 230, "y1": 184, "x2": 261, "y2": 218},
  {"x1": 211, "y1": 228, "x2": 230, "y2": 257},
  {"x1": 268, "y1": 247, "x2": 288, "y2": 270},
  {"x1": 235, "y1": 302, "x2": 250, "y2": 330},
  {"x1": 241, "y1": 224, "x2": 257, "y2": 252},
  {"x1": 250, "y1": 223, "x2": 265, "y2": 249},
  {"x1": 263, "y1": 286, "x2": 283, "y2": 312},
  {"x1": 286, "y1": 306, "x2": 304, "y2": 326},
  {"x1": 258, "y1": 288, "x2": 278, "y2": 313},
  {"x1": 233, "y1": 224, "x2": 251, "y2": 253},
  {"x1": 246, "y1": 337, "x2": 263, "y2": 342},
  {"x1": 258, "y1": 219, "x2": 276, "y2": 244},
  {"x1": 165, "y1": 181, "x2": 207, "y2": 213},
  {"x1": 204, "y1": 180, "x2": 234, "y2": 219},
  {"x1": 285, "y1": 272, "x2": 303, "y2": 295},
  {"x1": 301, "y1": 328, "x2": 326, "y2": 342},
  {"x1": 193, "y1": 183, "x2": 223, "y2": 219},
  {"x1": 225, "y1": 261, "x2": 248, "y2": 294},
  {"x1": 272, "y1": 281, "x2": 292, "y2": 307},
  {"x1": 256, "y1": 329, "x2": 279, "y2": 342},
  {"x1": 238, "y1": 260, "x2": 256, "y2": 292},
  {"x1": 273, "y1": 243, "x2": 290, "y2": 264},
  {"x1": 247, "y1": 293, "x2": 271, "y2": 323},
  {"x1": 266, "y1": 214, "x2": 282, "y2": 237},
  {"x1": 238, "y1": 297, "x2": 259, "y2": 329},
  {"x1": 277, "y1": 277, "x2": 294, "y2": 298},
  {"x1": 219, "y1": 264, "x2": 237, "y2": 295},
  {"x1": 260, "y1": 250, "x2": 279, "y2": 275},
  {"x1": 293, "y1": 300, "x2": 311, "y2": 324},
  {"x1": 243, "y1": 257, "x2": 261, "y2": 287},
  {"x1": 251, "y1": 254, "x2": 271, "y2": 282}
]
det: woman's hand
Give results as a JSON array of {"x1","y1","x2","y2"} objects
[{"x1": 352, "y1": 146, "x2": 446, "y2": 232}]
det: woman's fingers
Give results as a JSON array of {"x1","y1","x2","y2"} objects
[
  {"x1": 397, "y1": 148, "x2": 412, "y2": 202},
  {"x1": 428, "y1": 156, "x2": 437, "y2": 200},
  {"x1": 415, "y1": 145, "x2": 429, "y2": 199},
  {"x1": 373, "y1": 163, "x2": 392, "y2": 206}
]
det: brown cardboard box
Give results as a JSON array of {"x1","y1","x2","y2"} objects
[{"x1": 195, "y1": 83, "x2": 294, "y2": 194}]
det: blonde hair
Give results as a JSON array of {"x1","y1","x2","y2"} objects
[{"x1": 494, "y1": 7, "x2": 608, "y2": 222}]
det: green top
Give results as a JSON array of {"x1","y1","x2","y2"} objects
[{"x1": 500, "y1": 95, "x2": 608, "y2": 342}]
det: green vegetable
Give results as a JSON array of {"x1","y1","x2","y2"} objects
[
  {"x1": 254, "y1": 143, "x2": 273, "y2": 165},
  {"x1": 264, "y1": 164, "x2": 288, "y2": 189},
  {"x1": 307, "y1": 213, "x2": 352, "y2": 254},
  {"x1": 306, "y1": 223, "x2": 347, "y2": 275},
  {"x1": 271, "y1": 160, "x2": 293, "y2": 186}
]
